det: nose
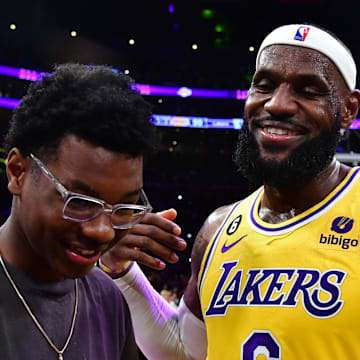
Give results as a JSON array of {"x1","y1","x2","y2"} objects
[
  {"x1": 80, "y1": 213, "x2": 116, "y2": 244},
  {"x1": 264, "y1": 83, "x2": 297, "y2": 118}
]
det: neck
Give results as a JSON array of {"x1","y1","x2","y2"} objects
[{"x1": 259, "y1": 159, "x2": 351, "y2": 224}]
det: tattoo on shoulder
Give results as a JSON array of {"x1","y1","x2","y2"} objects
[
  {"x1": 190, "y1": 228, "x2": 209, "y2": 274},
  {"x1": 192, "y1": 228, "x2": 208, "y2": 260},
  {"x1": 191, "y1": 203, "x2": 233, "y2": 271}
]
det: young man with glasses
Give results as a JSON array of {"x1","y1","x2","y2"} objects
[{"x1": 0, "y1": 63, "x2": 156, "y2": 359}]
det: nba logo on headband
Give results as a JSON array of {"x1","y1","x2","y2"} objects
[
  {"x1": 294, "y1": 26, "x2": 310, "y2": 42},
  {"x1": 256, "y1": 24, "x2": 357, "y2": 89}
]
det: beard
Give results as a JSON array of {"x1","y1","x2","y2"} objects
[{"x1": 233, "y1": 116, "x2": 341, "y2": 189}]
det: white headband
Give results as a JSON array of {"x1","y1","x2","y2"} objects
[{"x1": 256, "y1": 24, "x2": 357, "y2": 90}]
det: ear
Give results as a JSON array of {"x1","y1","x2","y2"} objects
[
  {"x1": 6, "y1": 148, "x2": 29, "y2": 196},
  {"x1": 340, "y1": 89, "x2": 360, "y2": 129}
]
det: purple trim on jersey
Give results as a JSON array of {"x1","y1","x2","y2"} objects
[
  {"x1": 199, "y1": 201, "x2": 244, "y2": 292},
  {"x1": 250, "y1": 167, "x2": 360, "y2": 232}
]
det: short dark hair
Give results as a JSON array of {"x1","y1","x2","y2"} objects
[{"x1": 3, "y1": 63, "x2": 157, "y2": 160}]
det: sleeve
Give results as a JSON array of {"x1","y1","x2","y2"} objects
[{"x1": 114, "y1": 262, "x2": 207, "y2": 360}]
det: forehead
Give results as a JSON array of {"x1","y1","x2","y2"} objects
[
  {"x1": 257, "y1": 45, "x2": 344, "y2": 87},
  {"x1": 47, "y1": 135, "x2": 143, "y2": 195}
]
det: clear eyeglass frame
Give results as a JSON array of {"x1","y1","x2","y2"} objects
[{"x1": 29, "y1": 153, "x2": 152, "y2": 229}]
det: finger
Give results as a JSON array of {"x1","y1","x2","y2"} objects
[
  {"x1": 127, "y1": 223, "x2": 186, "y2": 251},
  {"x1": 102, "y1": 245, "x2": 167, "y2": 270},
  {"x1": 140, "y1": 212, "x2": 182, "y2": 237},
  {"x1": 122, "y1": 232, "x2": 181, "y2": 264},
  {"x1": 156, "y1": 208, "x2": 177, "y2": 221},
  {"x1": 107, "y1": 229, "x2": 183, "y2": 267},
  {"x1": 130, "y1": 248, "x2": 167, "y2": 270}
]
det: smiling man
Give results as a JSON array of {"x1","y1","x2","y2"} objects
[
  {"x1": 105, "y1": 24, "x2": 360, "y2": 359},
  {"x1": 0, "y1": 63, "x2": 155, "y2": 359}
]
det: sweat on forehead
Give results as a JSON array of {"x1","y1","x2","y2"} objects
[
  {"x1": 258, "y1": 45, "x2": 338, "y2": 85},
  {"x1": 256, "y1": 24, "x2": 357, "y2": 90}
]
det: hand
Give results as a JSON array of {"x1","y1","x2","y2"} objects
[{"x1": 101, "y1": 208, "x2": 187, "y2": 271}]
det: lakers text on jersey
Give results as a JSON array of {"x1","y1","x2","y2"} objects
[{"x1": 198, "y1": 167, "x2": 360, "y2": 360}]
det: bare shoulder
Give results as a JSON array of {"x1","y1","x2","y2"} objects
[
  {"x1": 183, "y1": 203, "x2": 234, "y2": 319},
  {"x1": 190, "y1": 203, "x2": 234, "y2": 271}
]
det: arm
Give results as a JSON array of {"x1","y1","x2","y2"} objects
[{"x1": 103, "y1": 206, "x2": 232, "y2": 359}]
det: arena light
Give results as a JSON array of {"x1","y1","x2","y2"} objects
[
  {"x1": 135, "y1": 84, "x2": 247, "y2": 99},
  {"x1": 215, "y1": 24, "x2": 225, "y2": 33},
  {"x1": 151, "y1": 114, "x2": 244, "y2": 129},
  {"x1": 201, "y1": 9, "x2": 215, "y2": 19},
  {"x1": 1, "y1": 96, "x2": 360, "y2": 131},
  {"x1": 0, "y1": 97, "x2": 20, "y2": 109},
  {"x1": 168, "y1": 3, "x2": 175, "y2": 13},
  {"x1": 0, "y1": 96, "x2": 245, "y2": 129},
  {"x1": 0, "y1": 65, "x2": 48, "y2": 81},
  {"x1": 2, "y1": 64, "x2": 360, "y2": 105},
  {"x1": 0, "y1": 64, "x2": 248, "y2": 99}
]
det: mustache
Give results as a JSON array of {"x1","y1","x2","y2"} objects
[{"x1": 248, "y1": 115, "x2": 307, "y2": 132}]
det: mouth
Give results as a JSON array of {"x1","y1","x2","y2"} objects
[
  {"x1": 65, "y1": 244, "x2": 102, "y2": 266},
  {"x1": 71, "y1": 247, "x2": 98, "y2": 257},
  {"x1": 263, "y1": 126, "x2": 300, "y2": 136},
  {"x1": 255, "y1": 120, "x2": 308, "y2": 144}
]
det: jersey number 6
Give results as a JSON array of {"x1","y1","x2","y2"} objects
[{"x1": 241, "y1": 330, "x2": 281, "y2": 360}]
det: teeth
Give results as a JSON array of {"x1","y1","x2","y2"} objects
[
  {"x1": 265, "y1": 127, "x2": 297, "y2": 136},
  {"x1": 75, "y1": 248, "x2": 96, "y2": 256}
]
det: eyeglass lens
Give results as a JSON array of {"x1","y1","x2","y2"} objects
[
  {"x1": 63, "y1": 196, "x2": 147, "y2": 226},
  {"x1": 64, "y1": 197, "x2": 102, "y2": 221},
  {"x1": 111, "y1": 207, "x2": 146, "y2": 226}
]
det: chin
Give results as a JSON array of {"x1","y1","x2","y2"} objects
[{"x1": 259, "y1": 151, "x2": 292, "y2": 164}]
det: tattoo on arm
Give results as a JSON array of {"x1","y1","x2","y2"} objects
[
  {"x1": 191, "y1": 229, "x2": 209, "y2": 276},
  {"x1": 184, "y1": 204, "x2": 234, "y2": 318}
]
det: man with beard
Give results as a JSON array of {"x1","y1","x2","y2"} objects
[{"x1": 100, "y1": 24, "x2": 360, "y2": 359}]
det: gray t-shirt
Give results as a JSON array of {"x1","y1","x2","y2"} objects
[{"x1": 0, "y1": 258, "x2": 139, "y2": 359}]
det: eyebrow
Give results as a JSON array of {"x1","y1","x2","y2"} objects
[
  {"x1": 68, "y1": 180, "x2": 100, "y2": 198},
  {"x1": 254, "y1": 68, "x2": 330, "y2": 88},
  {"x1": 294, "y1": 73, "x2": 330, "y2": 87},
  {"x1": 68, "y1": 180, "x2": 143, "y2": 202},
  {"x1": 253, "y1": 68, "x2": 273, "y2": 78}
]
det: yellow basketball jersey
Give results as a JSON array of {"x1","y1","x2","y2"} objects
[{"x1": 198, "y1": 166, "x2": 360, "y2": 360}]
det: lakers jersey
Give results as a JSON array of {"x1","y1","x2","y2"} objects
[{"x1": 198, "y1": 167, "x2": 360, "y2": 360}]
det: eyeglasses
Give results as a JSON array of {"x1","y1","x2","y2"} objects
[{"x1": 29, "y1": 153, "x2": 152, "y2": 229}]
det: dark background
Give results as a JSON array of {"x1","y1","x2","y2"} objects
[
  {"x1": 2, "y1": 1, "x2": 360, "y2": 358},
  {"x1": 0, "y1": 0, "x2": 360, "y2": 287}
]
